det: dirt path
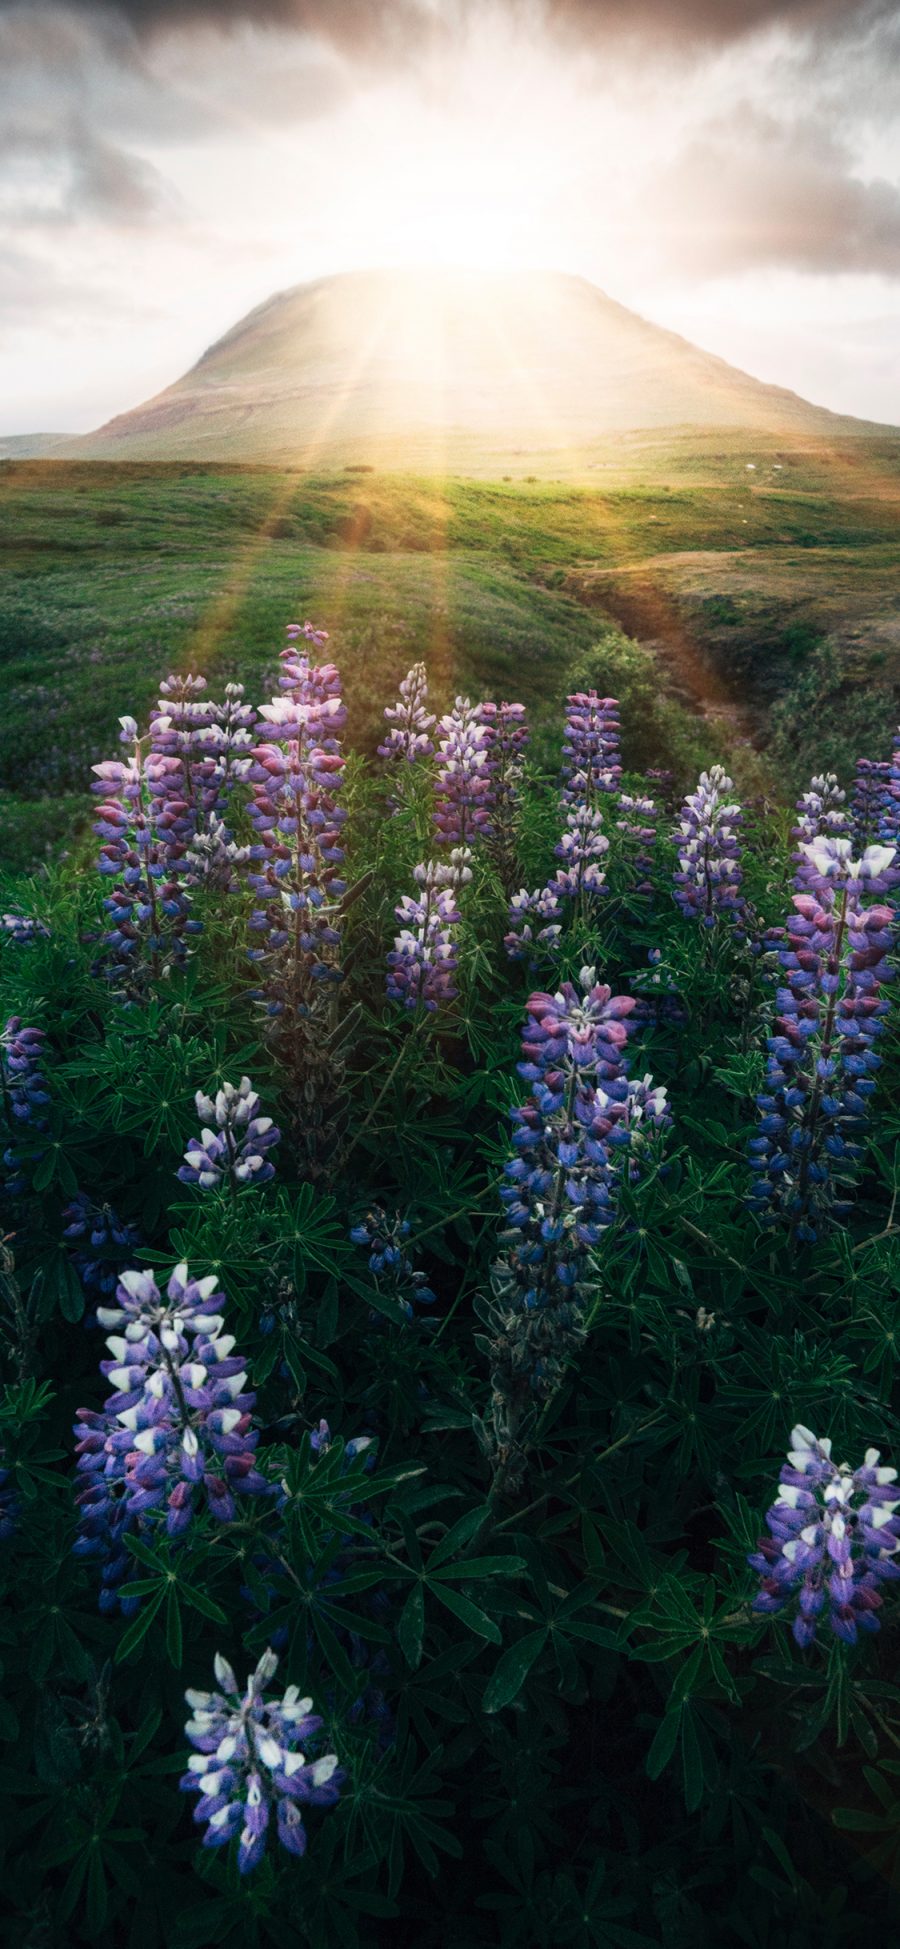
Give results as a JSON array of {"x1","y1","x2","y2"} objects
[{"x1": 563, "y1": 558, "x2": 763, "y2": 753}]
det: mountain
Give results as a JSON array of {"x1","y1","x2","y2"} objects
[
  {"x1": 0, "y1": 432, "x2": 68, "y2": 459},
  {"x1": 53, "y1": 269, "x2": 890, "y2": 470}
]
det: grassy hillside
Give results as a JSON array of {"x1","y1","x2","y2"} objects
[{"x1": 2, "y1": 436, "x2": 900, "y2": 866}]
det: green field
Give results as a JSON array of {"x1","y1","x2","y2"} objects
[{"x1": 3, "y1": 433, "x2": 900, "y2": 867}]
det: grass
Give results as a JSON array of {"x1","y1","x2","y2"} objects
[{"x1": 2, "y1": 437, "x2": 900, "y2": 867}]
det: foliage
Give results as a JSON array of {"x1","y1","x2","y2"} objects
[{"x1": 3, "y1": 624, "x2": 900, "y2": 1948}]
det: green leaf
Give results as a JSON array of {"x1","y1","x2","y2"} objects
[
  {"x1": 483, "y1": 1628, "x2": 547, "y2": 1712},
  {"x1": 646, "y1": 1707, "x2": 681, "y2": 1781},
  {"x1": 430, "y1": 1582, "x2": 501, "y2": 1644},
  {"x1": 166, "y1": 1585, "x2": 183, "y2": 1668},
  {"x1": 115, "y1": 1588, "x2": 164, "y2": 1663},
  {"x1": 398, "y1": 1585, "x2": 425, "y2": 1670}
]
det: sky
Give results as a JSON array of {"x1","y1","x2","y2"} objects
[{"x1": 2, "y1": 0, "x2": 900, "y2": 433}]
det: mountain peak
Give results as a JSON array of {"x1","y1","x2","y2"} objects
[{"x1": 66, "y1": 266, "x2": 883, "y2": 470}]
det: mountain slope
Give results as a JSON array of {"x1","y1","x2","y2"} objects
[{"x1": 60, "y1": 269, "x2": 890, "y2": 471}]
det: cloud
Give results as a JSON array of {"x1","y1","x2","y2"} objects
[
  {"x1": 542, "y1": 0, "x2": 898, "y2": 48},
  {"x1": 0, "y1": 114, "x2": 176, "y2": 226},
  {"x1": 4, "y1": 0, "x2": 448, "y2": 62},
  {"x1": 20, "y1": 0, "x2": 897, "y2": 51},
  {"x1": 646, "y1": 110, "x2": 900, "y2": 275}
]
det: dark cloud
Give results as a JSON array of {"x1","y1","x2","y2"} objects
[
  {"x1": 544, "y1": 0, "x2": 898, "y2": 46},
  {"x1": 1, "y1": 0, "x2": 448, "y2": 61},
  {"x1": 15, "y1": 0, "x2": 897, "y2": 50},
  {"x1": 648, "y1": 111, "x2": 900, "y2": 274}
]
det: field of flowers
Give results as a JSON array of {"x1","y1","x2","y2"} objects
[{"x1": 3, "y1": 620, "x2": 900, "y2": 1945}]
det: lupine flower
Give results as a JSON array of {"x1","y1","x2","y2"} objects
[
  {"x1": 62, "y1": 1194, "x2": 141, "y2": 1301},
  {"x1": 505, "y1": 804, "x2": 608, "y2": 962},
  {"x1": 504, "y1": 884, "x2": 563, "y2": 962},
  {"x1": 750, "y1": 1425, "x2": 900, "y2": 1647},
  {"x1": 178, "y1": 1078, "x2": 280, "y2": 1190},
  {"x1": 852, "y1": 758, "x2": 893, "y2": 853},
  {"x1": 433, "y1": 697, "x2": 492, "y2": 847},
  {"x1": 92, "y1": 720, "x2": 198, "y2": 984},
  {"x1": 350, "y1": 1207, "x2": 436, "y2": 1317},
  {"x1": 1, "y1": 1018, "x2": 50, "y2": 1195},
  {"x1": 181, "y1": 1649, "x2": 343, "y2": 1873},
  {"x1": 749, "y1": 839, "x2": 896, "y2": 1239},
  {"x1": 482, "y1": 702, "x2": 529, "y2": 893},
  {"x1": 792, "y1": 773, "x2": 850, "y2": 890},
  {"x1": 616, "y1": 794, "x2": 660, "y2": 895},
  {"x1": 184, "y1": 813, "x2": 251, "y2": 891},
  {"x1": 0, "y1": 1458, "x2": 17, "y2": 1542},
  {"x1": 479, "y1": 971, "x2": 669, "y2": 1491},
  {"x1": 560, "y1": 693, "x2": 621, "y2": 805},
  {"x1": 499, "y1": 972, "x2": 637, "y2": 1307},
  {"x1": 673, "y1": 766, "x2": 744, "y2": 926},
  {"x1": 379, "y1": 663, "x2": 435, "y2": 762},
  {"x1": 1, "y1": 913, "x2": 49, "y2": 946},
  {"x1": 553, "y1": 803, "x2": 610, "y2": 906},
  {"x1": 73, "y1": 1264, "x2": 267, "y2": 1611},
  {"x1": 386, "y1": 849, "x2": 471, "y2": 1011},
  {"x1": 247, "y1": 627, "x2": 347, "y2": 1008}
]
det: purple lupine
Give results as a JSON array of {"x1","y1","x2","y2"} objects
[
  {"x1": 1, "y1": 1018, "x2": 50, "y2": 1195},
  {"x1": 482, "y1": 701, "x2": 529, "y2": 894},
  {"x1": 616, "y1": 793, "x2": 660, "y2": 896},
  {"x1": 379, "y1": 663, "x2": 435, "y2": 762},
  {"x1": 852, "y1": 760, "x2": 892, "y2": 852},
  {"x1": 498, "y1": 972, "x2": 637, "y2": 1306},
  {"x1": 672, "y1": 766, "x2": 744, "y2": 926},
  {"x1": 0, "y1": 1460, "x2": 16, "y2": 1542},
  {"x1": 178, "y1": 1079, "x2": 280, "y2": 1191},
  {"x1": 792, "y1": 773, "x2": 850, "y2": 890},
  {"x1": 350, "y1": 1207, "x2": 437, "y2": 1317},
  {"x1": 62, "y1": 1194, "x2": 141, "y2": 1302},
  {"x1": 505, "y1": 804, "x2": 609, "y2": 963},
  {"x1": 1, "y1": 913, "x2": 49, "y2": 946},
  {"x1": 749, "y1": 1425, "x2": 900, "y2": 1647},
  {"x1": 480, "y1": 971, "x2": 669, "y2": 1490},
  {"x1": 247, "y1": 627, "x2": 347, "y2": 1011},
  {"x1": 73, "y1": 1264, "x2": 268, "y2": 1611},
  {"x1": 504, "y1": 883, "x2": 564, "y2": 963},
  {"x1": 92, "y1": 719, "x2": 198, "y2": 984},
  {"x1": 181, "y1": 1649, "x2": 343, "y2": 1873},
  {"x1": 386, "y1": 849, "x2": 471, "y2": 1011},
  {"x1": 433, "y1": 697, "x2": 493, "y2": 847},
  {"x1": 560, "y1": 693, "x2": 621, "y2": 806},
  {"x1": 749, "y1": 837, "x2": 896, "y2": 1240}
]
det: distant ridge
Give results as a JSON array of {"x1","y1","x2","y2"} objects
[{"x1": 22, "y1": 270, "x2": 896, "y2": 470}]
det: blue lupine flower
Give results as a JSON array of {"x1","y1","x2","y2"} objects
[
  {"x1": 62, "y1": 1193, "x2": 141, "y2": 1301},
  {"x1": 1, "y1": 913, "x2": 49, "y2": 946},
  {"x1": 379, "y1": 662, "x2": 435, "y2": 762},
  {"x1": 73, "y1": 1264, "x2": 268, "y2": 1611},
  {"x1": 247, "y1": 625, "x2": 347, "y2": 1005},
  {"x1": 615, "y1": 792, "x2": 660, "y2": 895},
  {"x1": 349, "y1": 1207, "x2": 437, "y2": 1317},
  {"x1": 1, "y1": 1017, "x2": 50, "y2": 1195},
  {"x1": 560, "y1": 692, "x2": 621, "y2": 804},
  {"x1": 672, "y1": 766, "x2": 744, "y2": 926},
  {"x1": 387, "y1": 850, "x2": 471, "y2": 1011},
  {"x1": 749, "y1": 839, "x2": 896, "y2": 1239},
  {"x1": 750, "y1": 1425, "x2": 900, "y2": 1647},
  {"x1": 181, "y1": 1649, "x2": 343, "y2": 1873},
  {"x1": 178, "y1": 1078, "x2": 280, "y2": 1190},
  {"x1": 497, "y1": 971, "x2": 638, "y2": 1309},
  {"x1": 433, "y1": 696, "x2": 493, "y2": 847},
  {"x1": 92, "y1": 719, "x2": 200, "y2": 984},
  {"x1": 0, "y1": 1460, "x2": 17, "y2": 1542}
]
